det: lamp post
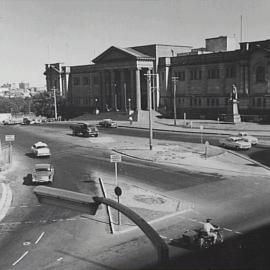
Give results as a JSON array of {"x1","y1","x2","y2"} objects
[
  {"x1": 144, "y1": 71, "x2": 157, "y2": 151},
  {"x1": 95, "y1": 98, "x2": 98, "y2": 114},
  {"x1": 52, "y1": 87, "x2": 58, "y2": 120},
  {"x1": 172, "y1": 77, "x2": 178, "y2": 126},
  {"x1": 128, "y1": 98, "x2": 131, "y2": 114}
]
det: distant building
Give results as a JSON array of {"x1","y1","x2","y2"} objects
[
  {"x1": 19, "y1": 82, "x2": 30, "y2": 89},
  {"x1": 44, "y1": 36, "x2": 270, "y2": 119}
]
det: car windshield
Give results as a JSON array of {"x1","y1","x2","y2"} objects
[
  {"x1": 36, "y1": 167, "x2": 50, "y2": 172},
  {"x1": 36, "y1": 146, "x2": 47, "y2": 149}
]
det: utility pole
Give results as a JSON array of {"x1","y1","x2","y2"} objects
[
  {"x1": 52, "y1": 87, "x2": 58, "y2": 120},
  {"x1": 172, "y1": 76, "x2": 178, "y2": 126},
  {"x1": 144, "y1": 71, "x2": 157, "y2": 150}
]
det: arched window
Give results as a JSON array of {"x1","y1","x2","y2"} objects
[{"x1": 256, "y1": 66, "x2": 265, "y2": 83}]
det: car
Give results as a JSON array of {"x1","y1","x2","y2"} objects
[
  {"x1": 98, "y1": 119, "x2": 117, "y2": 128},
  {"x1": 70, "y1": 123, "x2": 99, "y2": 137},
  {"x1": 31, "y1": 142, "x2": 51, "y2": 157},
  {"x1": 219, "y1": 136, "x2": 252, "y2": 150},
  {"x1": 237, "y1": 132, "x2": 258, "y2": 145},
  {"x1": 32, "y1": 163, "x2": 54, "y2": 183}
]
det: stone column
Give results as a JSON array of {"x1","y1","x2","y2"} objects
[
  {"x1": 135, "y1": 68, "x2": 141, "y2": 110},
  {"x1": 120, "y1": 69, "x2": 125, "y2": 111},
  {"x1": 110, "y1": 70, "x2": 115, "y2": 109},
  {"x1": 244, "y1": 65, "x2": 249, "y2": 95},
  {"x1": 130, "y1": 69, "x2": 134, "y2": 109}
]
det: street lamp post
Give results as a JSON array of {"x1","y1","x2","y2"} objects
[
  {"x1": 128, "y1": 98, "x2": 131, "y2": 114},
  {"x1": 52, "y1": 87, "x2": 58, "y2": 120},
  {"x1": 172, "y1": 77, "x2": 178, "y2": 126},
  {"x1": 95, "y1": 98, "x2": 98, "y2": 114}
]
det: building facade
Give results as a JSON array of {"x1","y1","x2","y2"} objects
[
  {"x1": 159, "y1": 38, "x2": 270, "y2": 119},
  {"x1": 44, "y1": 37, "x2": 270, "y2": 120}
]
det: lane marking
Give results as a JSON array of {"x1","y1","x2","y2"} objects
[
  {"x1": 223, "y1": 228, "x2": 233, "y2": 232},
  {"x1": 23, "y1": 242, "x2": 31, "y2": 246},
  {"x1": 12, "y1": 251, "x2": 29, "y2": 266},
  {"x1": 35, "y1": 232, "x2": 45, "y2": 244},
  {"x1": 57, "y1": 257, "x2": 63, "y2": 262}
]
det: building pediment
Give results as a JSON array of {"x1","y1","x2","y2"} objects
[{"x1": 92, "y1": 46, "x2": 153, "y2": 64}]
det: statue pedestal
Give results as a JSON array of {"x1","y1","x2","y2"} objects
[{"x1": 224, "y1": 99, "x2": 241, "y2": 123}]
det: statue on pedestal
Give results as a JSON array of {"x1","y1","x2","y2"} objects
[
  {"x1": 225, "y1": 84, "x2": 241, "y2": 123},
  {"x1": 230, "y1": 84, "x2": 238, "y2": 101}
]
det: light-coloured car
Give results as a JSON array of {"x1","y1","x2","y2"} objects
[
  {"x1": 219, "y1": 136, "x2": 252, "y2": 150},
  {"x1": 32, "y1": 164, "x2": 54, "y2": 183},
  {"x1": 99, "y1": 119, "x2": 117, "y2": 128},
  {"x1": 31, "y1": 142, "x2": 51, "y2": 157},
  {"x1": 237, "y1": 132, "x2": 258, "y2": 145}
]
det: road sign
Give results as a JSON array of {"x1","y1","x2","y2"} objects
[
  {"x1": 5, "y1": 135, "x2": 15, "y2": 142},
  {"x1": 114, "y1": 186, "x2": 122, "y2": 197},
  {"x1": 110, "y1": 154, "x2": 122, "y2": 163}
]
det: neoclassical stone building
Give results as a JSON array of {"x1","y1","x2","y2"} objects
[
  {"x1": 44, "y1": 44, "x2": 191, "y2": 113},
  {"x1": 44, "y1": 37, "x2": 270, "y2": 120}
]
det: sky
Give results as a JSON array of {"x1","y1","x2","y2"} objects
[{"x1": 1, "y1": 0, "x2": 270, "y2": 87}]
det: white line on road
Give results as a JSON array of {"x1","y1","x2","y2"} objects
[
  {"x1": 159, "y1": 235, "x2": 168, "y2": 239},
  {"x1": 35, "y1": 232, "x2": 45, "y2": 244},
  {"x1": 223, "y1": 228, "x2": 233, "y2": 232},
  {"x1": 12, "y1": 251, "x2": 29, "y2": 266}
]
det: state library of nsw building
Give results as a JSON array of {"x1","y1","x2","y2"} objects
[{"x1": 44, "y1": 36, "x2": 270, "y2": 121}]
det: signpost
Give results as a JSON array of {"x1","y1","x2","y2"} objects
[
  {"x1": 200, "y1": 125, "x2": 204, "y2": 144},
  {"x1": 5, "y1": 135, "x2": 15, "y2": 164},
  {"x1": 110, "y1": 154, "x2": 122, "y2": 225},
  {"x1": 205, "y1": 141, "x2": 209, "y2": 159}
]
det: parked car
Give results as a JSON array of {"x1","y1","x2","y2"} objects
[
  {"x1": 31, "y1": 142, "x2": 51, "y2": 157},
  {"x1": 99, "y1": 119, "x2": 117, "y2": 128},
  {"x1": 70, "y1": 123, "x2": 99, "y2": 137},
  {"x1": 32, "y1": 163, "x2": 54, "y2": 183},
  {"x1": 237, "y1": 132, "x2": 258, "y2": 145},
  {"x1": 219, "y1": 136, "x2": 252, "y2": 150}
]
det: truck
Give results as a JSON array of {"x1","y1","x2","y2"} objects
[{"x1": 70, "y1": 123, "x2": 99, "y2": 137}]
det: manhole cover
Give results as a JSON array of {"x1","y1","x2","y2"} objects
[{"x1": 134, "y1": 195, "x2": 165, "y2": 204}]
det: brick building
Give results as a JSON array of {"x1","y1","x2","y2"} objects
[{"x1": 44, "y1": 37, "x2": 270, "y2": 120}]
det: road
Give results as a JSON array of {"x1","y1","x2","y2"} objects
[{"x1": 0, "y1": 124, "x2": 269, "y2": 269}]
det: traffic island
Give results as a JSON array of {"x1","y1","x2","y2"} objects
[{"x1": 102, "y1": 181, "x2": 193, "y2": 233}]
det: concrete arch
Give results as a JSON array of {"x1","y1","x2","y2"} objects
[{"x1": 93, "y1": 196, "x2": 169, "y2": 265}]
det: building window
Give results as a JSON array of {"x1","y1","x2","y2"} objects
[
  {"x1": 93, "y1": 76, "x2": 99, "y2": 85},
  {"x1": 73, "y1": 77, "x2": 80, "y2": 86},
  {"x1": 256, "y1": 66, "x2": 265, "y2": 83},
  {"x1": 177, "y1": 71, "x2": 185, "y2": 81},
  {"x1": 208, "y1": 68, "x2": 220, "y2": 79},
  {"x1": 257, "y1": 98, "x2": 261, "y2": 107},
  {"x1": 207, "y1": 98, "x2": 210, "y2": 106},
  {"x1": 190, "y1": 98, "x2": 193, "y2": 106},
  {"x1": 226, "y1": 66, "x2": 236, "y2": 78},
  {"x1": 198, "y1": 98, "x2": 201, "y2": 106},
  {"x1": 211, "y1": 99, "x2": 215, "y2": 106},
  {"x1": 190, "y1": 69, "x2": 202, "y2": 80},
  {"x1": 252, "y1": 98, "x2": 255, "y2": 106},
  {"x1": 83, "y1": 77, "x2": 90, "y2": 85},
  {"x1": 162, "y1": 72, "x2": 165, "y2": 81},
  {"x1": 216, "y1": 98, "x2": 219, "y2": 106}
]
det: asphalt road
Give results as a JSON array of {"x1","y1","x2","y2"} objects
[{"x1": 0, "y1": 124, "x2": 270, "y2": 269}]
